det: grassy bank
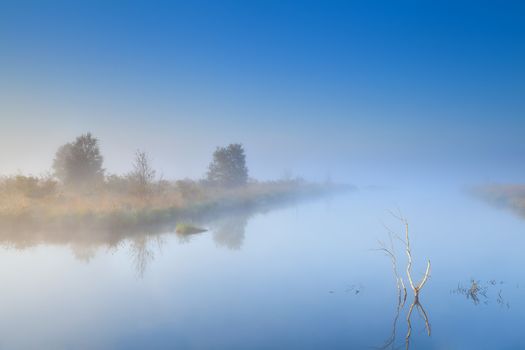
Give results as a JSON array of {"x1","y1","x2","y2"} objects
[
  {"x1": 471, "y1": 184, "x2": 525, "y2": 217},
  {"x1": 0, "y1": 177, "x2": 350, "y2": 233}
]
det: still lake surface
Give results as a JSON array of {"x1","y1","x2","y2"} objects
[{"x1": 0, "y1": 184, "x2": 523, "y2": 349}]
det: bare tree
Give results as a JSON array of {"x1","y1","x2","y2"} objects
[
  {"x1": 129, "y1": 150, "x2": 156, "y2": 199},
  {"x1": 376, "y1": 212, "x2": 431, "y2": 350}
]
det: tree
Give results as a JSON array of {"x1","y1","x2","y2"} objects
[
  {"x1": 52, "y1": 133, "x2": 104, "y2": 188},
  {"x1": 129, "y1": 150, "x2": 156, "y2": 198},
  {"x1": 206, "y1": 143, "x2": 248, "y2": 187}
]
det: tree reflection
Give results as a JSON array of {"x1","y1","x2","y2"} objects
[
  {"x1": 405, "y1": 297, "x2": 431, "y2": 350},
  {"x1": 129, "y1": 235, "x2": 165, "y2": 277},
  {"x1": 0, "y1": 188, "x2": 332, "y2": 276},
  {"x1": 71, "y1": 244, "x2": 98, "y2": 263},
  {"x1": 378, "y1": 292, "x2": 430, "y2": 350},
  {"x1": 376, "y1": 212, "x2": 431, "y2": 349},
  {"x1": 211, "y1": 215, "x2": 249, "y2": 250},
  {"x1": 377, "y1": 279, "x2": 406, "y2": 349}
]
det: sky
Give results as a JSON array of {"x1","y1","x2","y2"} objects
[{"x1": 1, "y1": 0, "x2": 524, "y2": 186}]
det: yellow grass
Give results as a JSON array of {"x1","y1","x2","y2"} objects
[{"x1": 0, "y1": 177, "x2": 339, "y2": 227}]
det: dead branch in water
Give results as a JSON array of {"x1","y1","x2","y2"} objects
[
  {"x1": 401, "y1": 216, "x2": 431, "y2": 296},
  {"x1": 376, "y1": 231, "x2": 408, "y2": 302},
  {"x1": 377, "y1": 212, "x2": 432, "y2": 349}
]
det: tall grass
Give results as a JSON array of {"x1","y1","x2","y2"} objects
[{"x1": 0, "y1": 175, "x2": 344, "y2": 232}]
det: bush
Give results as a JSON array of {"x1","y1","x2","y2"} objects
[
  {"x1": 175, "y1": 179, "x2": 203, "y2": 201},
  {"x1": 105, "y1": 174, "x2": 132, "y2": 194},
  {"x1": 1, "y1": 175, "x2": 57, "y2": 198}
]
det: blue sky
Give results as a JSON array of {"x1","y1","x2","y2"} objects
[{"x1": 1, "y1": 1, "x2": 524, "y2": 184}]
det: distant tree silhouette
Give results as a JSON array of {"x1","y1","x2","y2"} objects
[
  {"x1": 207, "y1": 143, "x2": 248, "y2": 187},
  {"x1": 52, "y1": 133, "x2": 104, "y2": 188},
  {"x1": 129, "y1": 150, "x2": 156, "y2": 198}
]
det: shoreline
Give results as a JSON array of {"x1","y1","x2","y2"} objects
[
  {"x1": 471, "y1": 184, "x2": 525, "y2": 218},
  {"x1": 0, "y1": 181, "x2": 353, "y2": 242}
]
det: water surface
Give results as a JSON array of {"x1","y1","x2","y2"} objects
[{"x1": 0, "y1": 184, "x2": 523, "y2": 349}]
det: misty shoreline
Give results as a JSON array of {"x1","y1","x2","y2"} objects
[
  {"x1": 0, "y1": 133, "x2": 354, "y2": 245},
  {"x1": 0, "y1": 181, "x2": 352, "y2": 247},
  {"x1": 471, "y1": 184, "x2": 525, "y2": 218}
]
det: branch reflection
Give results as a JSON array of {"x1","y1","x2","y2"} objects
[{"x1": 377, "y1": 212, "x2": 431, "y2": 350}]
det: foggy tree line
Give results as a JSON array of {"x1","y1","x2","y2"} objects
[
  {"x1": 2, "y1": 133, "x2": 249, "y2": 198},
  {"x1": 50, "y1": 133, "x2": 249, "y2": 192}
]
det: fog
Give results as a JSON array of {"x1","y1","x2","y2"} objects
[
  {"x1": 1, "y1": 102, "x2": 523, "y2": 188},
  {"x1": 1, "y1": 2, "x2": 525, "y2": 349}
]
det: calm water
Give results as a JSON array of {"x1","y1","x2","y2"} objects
[{"x1": 0, "y1": 184, "x2": 524, "y2": 349}]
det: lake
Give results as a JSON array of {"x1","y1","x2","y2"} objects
[{"x1": 0, "y1": 183, "x2": 523, "y2": 349}]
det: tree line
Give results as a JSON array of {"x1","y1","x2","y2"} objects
[
  {"x1": 54, "y1": 133, "x2": 248, "y2": 190},
  {"x1": 6, "y1": 133, "x2": 249, "y2": 197}
]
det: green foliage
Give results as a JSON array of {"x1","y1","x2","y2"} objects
[
  {"x1": 206, "y1": 143, "x2": 248, "y2": 187},
  {"x1": 53, "y1": 133, "x2": 104, "y2": 189}
]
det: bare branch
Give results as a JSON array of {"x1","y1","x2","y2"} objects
[
  {"x1": 416, "y1": 260, "x2": 431, "y2": 291},
  {"x1": 378, "y1": 212, "x2": 431, "y2": 349}
]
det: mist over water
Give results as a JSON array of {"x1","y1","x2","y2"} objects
[
  {"x1": 2, "y1": 1, "x2": 525, "y2": 349},
  {"x1": 0, "y1": 183, "x2": 524, "y2": 349}
]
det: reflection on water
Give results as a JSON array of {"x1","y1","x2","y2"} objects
[
  {"x1": 379, "y1": 292, "x2": 431, "y2": 350},
  {"x1": 345, "y1": 284, "x2": 363, "y2": 295},
  {"x1": 377, "y1": 214, "x2": 431, "y2": 349},
  {"x1": 378, "y1": 276, "x2": 406, "y2": 349},
  {"x1": 0, "y1": 191, "x2": 325, "y2": 276},
  {"x1": 1, "y1": 187, "x2": 525, "y2": 349},
  {"x1": 405, "y1": 297, "x2": 431, "y2": 350},
  {"x1": 129, "y1": 236, "x2": 166, "y2": 277},
  {"x1": 71, "y1": 244, "x2": 98, "y2": 263},
  {"x1": 452, "y1": 279, "x2": 511, "y2": 309},
  {"x1": 211, "y1": 215, "x2": 248, "y2": 250},
  {"x1": 172, "y1": 212, "x2": 249, "y2": 251}
]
